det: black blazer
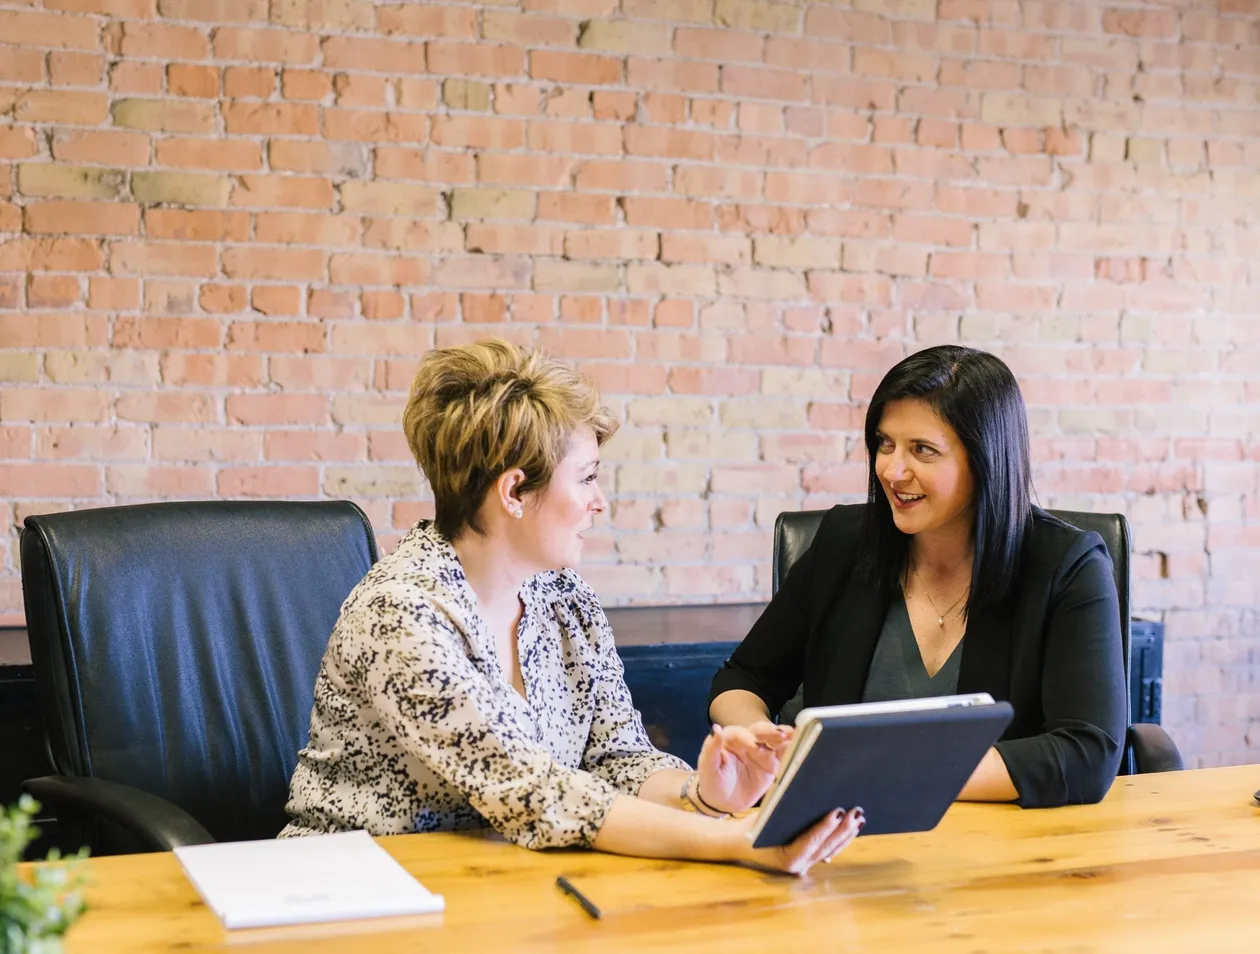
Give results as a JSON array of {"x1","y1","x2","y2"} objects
[{"x1": 709, "y1": 505, "x2": 1128, "y2": 808}]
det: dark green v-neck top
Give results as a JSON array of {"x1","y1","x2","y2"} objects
[{"x1": 860, "y1": 596, "x2": 962, "y2": 702}]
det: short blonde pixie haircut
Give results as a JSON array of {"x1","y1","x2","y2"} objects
[{"x1": 403, "y1": 339, "x2": 618, "y2": 541}]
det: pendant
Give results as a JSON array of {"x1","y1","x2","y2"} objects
[{"x1": 937, "y1": 616, "x2": 945, "y2": 627}]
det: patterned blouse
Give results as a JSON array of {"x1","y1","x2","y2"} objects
[{"x1": 281, "y1": 521, "x2": 688, "y2": 849}]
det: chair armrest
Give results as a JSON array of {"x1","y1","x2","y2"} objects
[
  {"x1": 1127, "y1": 724, "x2": 1185, "y2": 775},
  {"x1": 23, "y1": 775, "x2": 215, "y2": 852}
]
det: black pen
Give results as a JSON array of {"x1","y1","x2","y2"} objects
[{"x1": 555, "y1": 875, "x2": 602, "y2": 920}]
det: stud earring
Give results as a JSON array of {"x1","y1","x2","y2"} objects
[{"x1": 512, "y1": 508, "x2": 523, "y2": 519}]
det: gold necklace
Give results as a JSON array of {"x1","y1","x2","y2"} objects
[{"x1": 912, "y1": 564, "x2": 969, "y2": 627}]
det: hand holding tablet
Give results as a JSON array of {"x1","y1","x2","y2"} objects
[{"x1": 748, "y1": 693, "x2": 1015, "y2": 848}]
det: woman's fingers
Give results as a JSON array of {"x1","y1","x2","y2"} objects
[
  {"x1": 778, "y1": 809, "x2": 844, "y2": 875},
  {"x1": 748, "y1": 721, "x2": 794, "y2": 751},
  {"x1": 776, "y1": 807, "x2": 864, "y2": 875},
  {"x1": 712, "y1": 725, "x2": 782, "y2": 774},
  {"x1": 819, "y1": 808, "x2": 864, "y2": 862}
]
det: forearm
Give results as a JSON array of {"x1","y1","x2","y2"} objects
[
  {"x1": 958, "y1": 747, "x2": 1018, "y2": 802},
  {"x1": 591, "y1": 794, "x2": 738, "y2": 863},
  {"x1": 709, "y1": 689, "x2": 772, "y2": 727},
  {"x1": 635, "y1": 768, "x2": 691, "y2": 809}
]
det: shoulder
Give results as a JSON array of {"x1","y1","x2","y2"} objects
[
  {"x1": 807, "y1": 503, "x2": 868, "y2": 553},
  {"x1": 528, "y1": 568, "x2": 612, "y2": 644},
  {"x1": 1020, "y1": 509, "x2": 1113, "y2": 592},
  {"x1": 336, "y1": 523, "x2": 471, "y2": 646},
  {"x1": 530, "y1": 568, "x2": 605, "y2": 619}
]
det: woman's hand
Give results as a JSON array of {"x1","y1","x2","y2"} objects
[
  {"x1": 695, "y1": 722, "x2": 795, "y2": 815},
  {"x1": 721, "y1": 807, "x2": 865, "y2": 876}
]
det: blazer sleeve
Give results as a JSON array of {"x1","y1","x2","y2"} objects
[
  {"x1": 995, "y1": 543, "x2": 1128, "y2": 807},
  {"x1": 708, "y1": 519, "x2": 821, "y2": 719}
]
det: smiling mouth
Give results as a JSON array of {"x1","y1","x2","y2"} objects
[{"x1": 893, "y1": 491, "x2": 925, "y2": 504}]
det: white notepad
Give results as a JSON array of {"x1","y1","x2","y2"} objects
[{"x1": 174, "y1": 830, "x2": 445, "y2": 930}]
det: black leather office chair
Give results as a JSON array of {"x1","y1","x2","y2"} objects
[
  {"x1": 772, "y1": 509, "x2": 1183, "y2": 775},
  {"x1": 19, "y1": 501, "x2": 378, "y2": 855}
]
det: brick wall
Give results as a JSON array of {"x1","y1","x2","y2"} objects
[{"x1": 1, "y1": 0, "x2": 1258, "y2": 766}]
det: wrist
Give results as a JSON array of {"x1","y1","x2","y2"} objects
[{"x1": 683, "y1": 772, "x2": 730, "y2": 819}]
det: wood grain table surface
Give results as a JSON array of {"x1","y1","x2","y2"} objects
[{"x1": 45, "y1": 764, "x2": 1260, "y2": 954}]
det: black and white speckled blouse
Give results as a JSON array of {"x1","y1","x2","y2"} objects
[{"x1": 280, "y1": 520, "x2": 688, "y2": 849}]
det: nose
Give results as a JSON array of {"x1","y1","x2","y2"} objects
[
  {"x1": 882, "y1": 449, "x2": 910, "y2": 484},
  {"x1": 591, "y1": 480, "x2": 608, "y2": 514}
]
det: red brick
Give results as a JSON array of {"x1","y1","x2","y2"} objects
[
  {"x1": 329, "y1": 253, "x2": 428, "y2": 286},
  {"x1": 226, "y1": 394, "x2": 329, "y2": 425},
  {"x1": 26, "y1": 275, "x2": 82, "y2": 309},
  {"x1": 25, "y1": 201, "x2": 140, "y2": 236},
  {"x1": 155, "y1": 138, "x2": 262, "y2": 171},
  {"x1": 0, "y1": 463, "x2": 101, "y2": 497},
  {"x1": 0, "y1": 46, "x2": 44, "y2": 84},
  {"x1": 377, "y1": 3, "x2": 477, "y2": 36},
  {"x1": 109, "y1": 242, "x2": 218, "y2": 277},
  {"x1": 213, "y1": 27, "x2": 320, "y2": 64},
  {"x1": 0, "y1": 237, "x2": 104, "y2": 272},
  {"x1": 325, "y1": 109, "x2": 429, "y2": 144},
  {"x1": 530, "y1": 50, "x2": 622, "y2": 85},
  {"x1": 160, "y1": 353, "x2": 264, "y2": 387},
  {"x1": 109, "y1": 62, "x2": 164, "y2": 95},
  {"x1": 168, "y1": 64, "x2": 220, "y2": 99},
  {"x1": 621, "y1": 197, "x2": 713, "y2": 230},
  {"x1": 223, "y1": 101, "x2": 319, "y2": 136},
  {"x1": 145, "y1": 210, "x2": 249, "y2": 242},
  {"x1": 1102, "y1": 7, "x2": 1178, "y2": 38},
  {"x1": 256, "y1": 212, "x2": 359, "y2": 246},
  {"x1": 527, "y1": 120, "x2": 622, "y2": 155},
  {"x1": 322, "y1": 36, "x2": 427, "y2": 74},
  {"x1": 52, "y1": 130, "x2": 149, "y2": 166},
  {"x1": 160, "y1": 0, "x2": 263, "y2": 19},
  {"x1": 0, "y1": 10, "x2": 102, "y2": 50},
  {"x1": 626, "y1": 57, "x2": 719, "y2": 95},
  {"x1": 332, "y1": 73, "x2": 388, "y2": 107},
  {"x1": 113, "y1": 316, "x2": 222, "y2": 349},
  {"x1": 119, "y1": 22, "x2": 210, "y2": 59},
  {"x1": 538, "y1": 193, "x2": 617, "y2": 225},
  {"x1": 49, "y1": 51, "x2": 105, "y2": 88},
  {"x1": 222, "y1": 247, "x2": 326, "y2": 282},
  {"x1": 218, "y1": 466, "x2": 319, "y2": 497},
  {"x1": 224, "y1": 66, "x2": 277, "y2": 98},
  {"x1": 15, "y1": 90, "x2": 108, "y2": 125},
  {"x1": 264, "y1": 430, "x2": 367, "y2": 462},
  {"x1": 232, "y1": 175, "x2": 336, "y2": 210}
]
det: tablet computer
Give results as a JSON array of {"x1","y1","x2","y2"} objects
[{"x1": 748, "y1": 693, "x2": 1015, "y2": 849}]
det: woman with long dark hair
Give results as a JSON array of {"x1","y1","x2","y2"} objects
[{"x1": 708, "y1": 345, "x2": 1127, "y2": 807}]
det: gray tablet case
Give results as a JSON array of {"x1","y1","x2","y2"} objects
[{"x1": 751, "y1": 701, "x2": 1015, "y2": 848}]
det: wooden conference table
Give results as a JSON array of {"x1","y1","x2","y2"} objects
[{"x1": 54, "y1": 764, "x2": 1260, "y2": 953}]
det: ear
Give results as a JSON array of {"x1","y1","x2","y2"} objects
[{"x1": 495, "y1": 468, "x2": 528, "y2": 517}]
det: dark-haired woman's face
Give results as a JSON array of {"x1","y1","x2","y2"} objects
[{"x1": 874, "y1": 398, "x2": 975, "y2": 542}]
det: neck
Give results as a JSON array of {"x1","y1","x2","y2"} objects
[
  {"x1": 450, "y1": 528, "x2": 530, "y2": 621},
  {"x1": 908, "y1": 521, "x2": 973, "y2": 581}
]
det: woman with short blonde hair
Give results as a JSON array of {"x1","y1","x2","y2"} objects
[{"x1": 284, "y1": 339, "x2": 862, "y2": 874}]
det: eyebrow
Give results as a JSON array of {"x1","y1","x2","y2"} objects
[{"x1": 876, "y1": 431, "x2": 945, "y2": 448}]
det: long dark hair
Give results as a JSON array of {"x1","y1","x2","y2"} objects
[{"x1": 860, "y1": 345, "x2": 1033, "y2": 615}]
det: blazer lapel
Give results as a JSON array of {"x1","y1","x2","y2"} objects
[
  {"x1": 817, "y1": 572, "x2": 886, "y2": 705},
  {"x1": 957, "y1": 599, "x2": 1013, "y2": 702}
]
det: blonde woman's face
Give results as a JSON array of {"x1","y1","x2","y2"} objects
[{"x1": 522, "y1": 425, "x2": 607, "y2": 570}]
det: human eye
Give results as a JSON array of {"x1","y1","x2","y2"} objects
[
  {"x1": 876, "y1": 435, "x2": 894, "y2": 453},
  {"x1": 915, "y1": 443, "x2": 940, "y2": 458}
]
